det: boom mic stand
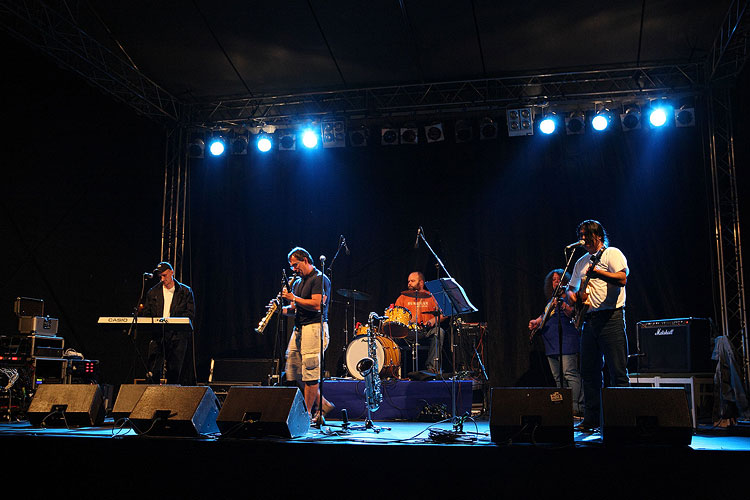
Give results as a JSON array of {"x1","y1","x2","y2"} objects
[{"x1": 127, "y1": 273, "x2": 153, "y2": 382}]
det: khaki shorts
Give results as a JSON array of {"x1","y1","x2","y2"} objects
[{"x1": 285, "y1": 322, "x2": 329, "y2": 382}]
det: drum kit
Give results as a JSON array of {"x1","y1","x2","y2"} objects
[{"x1": 337, "y1": 288, "x2": 439, "y2": 380}]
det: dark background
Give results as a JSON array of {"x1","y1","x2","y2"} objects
[{"x1": 1, "y1": 32, "x2": 745, "y2": 390}]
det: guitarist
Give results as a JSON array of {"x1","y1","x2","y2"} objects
[
  {"x1": 566, "y1": 220, "x2": 629, "y2": 433},
  {"x1": 528, "y1": 269, "x2": 583, "y2": 417}
]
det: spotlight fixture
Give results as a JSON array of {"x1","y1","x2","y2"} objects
[
  {"x1": 256, "y1": 134, "x2": 273, "y2": 153},
  {"x1": 565, "y1": 111, "x2": 585, "y2": 135},
  {"x1": 479, "y1": 117, "x2": 498, "y2": 140},
  {"x1": 591, "y1": 110, "x2": 611, "y2": 132},
  {"x1": 424, "y1": 122, "x2": 445, "y2": 143},
  {"x1": 455, "y1": 120, "x2": 473, "y2": 143},
  {"x1": 207, "y1": 135, "x2": 226, "y2": 156},
  {"x1": 349, "y1": 126, "x2": 369, "y2": 147},
  {"x1": 278, "y1": 130, "x2": 296, "y2": 151},
  {"x1": 620, "y1": 105, "x2": 641, "y2": 131},
  {"x1": 381, "y1": 126, "x2": 399, "y2": 146},
  {"x1": 230, "y1": 132, "x2": 249, "y2": 155},
  {"x1": 301, "y1": 128, "x2": 319, "y2": 149},
  {"x1": 506, "y1": 107, "x2": 533, "y2": 136},
  {"x1": 538, "y1": 114, "x2": 558, "y2": 135},
  {"x1": 321, "y1": 120, "x2": 346, "y2": 148},
  {"x1": 400, "y1": 124, "x2": 418, "y2": 144},
  {"x1": 187, "y1": 137, "x2": 205, "y2": 158},
  {"x1": 674, "y1": 106, "x2": 695, "y2": 127},
  {"x1": 648, "y1": 105, "x2": 672, "y2": 128}
]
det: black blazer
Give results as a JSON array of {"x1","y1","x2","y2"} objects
[{"x1": 142, "y1": 280, "x2": 195, "y2": 320}]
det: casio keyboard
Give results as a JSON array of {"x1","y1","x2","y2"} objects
[{"x1": 97, "y1": 317, "x2": 193, "y2": 331}]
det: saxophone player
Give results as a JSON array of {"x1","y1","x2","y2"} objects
[{"x1": 280, "y1": 247, "x2": 335, "y2": 426}]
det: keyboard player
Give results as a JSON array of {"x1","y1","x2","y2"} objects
[{"x1": 140, "y1": 261, "x2": 195, "y2": 385}]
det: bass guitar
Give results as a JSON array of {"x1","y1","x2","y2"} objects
[
  {"x1": 529, "y1": 286, "x2": 567, "y2": 343},
  {"x1": 572, "y1": 247, "x2": 606, "y2": 330}
]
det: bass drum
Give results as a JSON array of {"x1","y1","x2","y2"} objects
[{"x1": 345, "y1": 335, "x2": 401, "y2": 380}]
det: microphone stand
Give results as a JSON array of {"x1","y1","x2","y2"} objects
[
  {"x1": 415, "y1": 228, "x2": 462, "y2": 432},
  {"x1": 556, "y1": 246, "x2": 580, "y2": 397},
  {"x1": 127, "y1": 273, "x2": 152, "y2": 382}
]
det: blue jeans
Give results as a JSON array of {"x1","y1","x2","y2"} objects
[
  {"x1": 580, "y1": 308, "x2": 629, "y2": 425},
  {"x1": 547, "y1": 353, "x2": 583, "y2": 415}
]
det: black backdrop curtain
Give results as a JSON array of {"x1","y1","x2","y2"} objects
[{"x1": 188, "y1": 118, "x2": 714, "y2": 388}]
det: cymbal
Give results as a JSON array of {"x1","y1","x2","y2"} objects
[
  {"x1": 400, "y1": 290, "x2": 431, "y2": 299},
  {"x1": 421, "y1": 310, "x2": 440, "y2": 316},
  {"x1": 337, "y1": 288, "x2": 371, "y2": 301}
]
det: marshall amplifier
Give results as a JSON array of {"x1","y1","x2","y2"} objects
[{"x1": 636, "y1": 318, "x2": 712, "y2": 373}]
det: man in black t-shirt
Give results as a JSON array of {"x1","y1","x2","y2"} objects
[{"x1": 281, "y1": 247, "x2": 334, "y2": 425}]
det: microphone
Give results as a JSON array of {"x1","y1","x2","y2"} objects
[
  {"x1": 320, "y1": 255, "x2": 326, "y2": 264},
  {"x1": 565, "y1": 240, "x2": 585, "y2": 249},
  {"x1": 341, "y1": 235, "x2": 350, "y2": 255},
  {"x1": 414, "y1": 227, "x2": 422, "y2": 249},
  {"x1": 143, "y1": 272, "x2": 154, "y2": 279}
]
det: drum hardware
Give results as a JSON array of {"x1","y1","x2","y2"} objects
[
  {"x1": 399, "y1": 290, "x2": 431, "y2": 299},
  {"x1": 336, "y1": 288, "x2": 371, "y2": 377}
]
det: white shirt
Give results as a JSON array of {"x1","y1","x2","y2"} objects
[
  {"x1": 570, "y1": 246, "x2": 628, "y2": 312},
  {"x1": 162, "y1": 285, "x2": 175, "y2": 318}
]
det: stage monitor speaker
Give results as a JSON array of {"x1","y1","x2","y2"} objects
[
  {"x1": 128, "y1": 386, "x2": 221, "y2": 437},
  {"x1": 111, "y1": 384, "x2": 164, "y2": 421},
  {"x1": 490, "y1": 387, "x2": 573, "y2": 444},
  {"x1": 637, "y1": 317, "x2": 712, "y2": 372},
  {"x1": 216, "y1": 386, "x2": 309, "y2": 438},
  {"x1": 27, "y1": 384, "x2": 105, "y2": 427},
  {"x1": 602, "y1": 387, "x2": 692, "y2": 446},
  {"x1": 208, "y1": 358, "x2": 275, "y2": 384}
]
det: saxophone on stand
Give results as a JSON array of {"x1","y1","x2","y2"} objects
[{"x1": 356, "y1": 312, "x2": 383, "y2": 413}]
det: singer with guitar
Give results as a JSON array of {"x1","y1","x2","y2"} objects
[{"x1": 565, "y1": 220, "x2": 629, "y2": 433}]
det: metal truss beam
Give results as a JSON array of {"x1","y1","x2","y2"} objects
[
  {"x1": 0, "y1": 0, "x2": 182, "y2": 124},
  {"x1": 709, "y1": 0, "x2": 750, "y2": 83},
  {"x1": 187, "y1": 63, "x2": 705, "y2": 128}
]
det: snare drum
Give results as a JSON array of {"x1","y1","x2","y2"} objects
[
  {"x1": 345, "y1": 335, "x2": 401, "y2": 380},
  {"x1": 381, "y1": 305, "x2": 412, "y2": 338}
]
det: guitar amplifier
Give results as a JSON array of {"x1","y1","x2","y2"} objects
[{"x1": 636, "y1": 318, "x2": 713, "y2": 373}]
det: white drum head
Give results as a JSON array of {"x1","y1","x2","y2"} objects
[{"x1": 345, "y1": 335, "x2": 385, "y2": 380}]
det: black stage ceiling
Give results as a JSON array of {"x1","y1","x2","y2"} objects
[{"x1": 9, "y1": 0, "x2": 732, "y2": 99}]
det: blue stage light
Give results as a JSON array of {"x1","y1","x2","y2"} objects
[
  {"x1": 302, "y1": 129, "x2": 318, "y2": 149},
  {"x1": 208, "y1": 137, "x2": 225, "y2": 156},
  {"x1": 539, "y1": 117, "x2": 556, "y2": 135},
  {"x1": 257, "y1": 136, "x2": 272, "y2": 153},
  {"x1": 591, "y1": 114, "x2": 609, "y2": 131},
  {"x1": 649, "y1": 107, "x2": 669, "y2": 127}
]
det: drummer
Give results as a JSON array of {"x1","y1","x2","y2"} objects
[{"x1": 394, "y1": 272, "x2": 445, "y2": 373}]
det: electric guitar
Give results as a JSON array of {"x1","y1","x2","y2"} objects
[
  {"x1": 529, "y1": 286, "x2": 567, "y2": 343},
  {"x1": 572, "y1": 247, "x2": 606, "y2": 330}
]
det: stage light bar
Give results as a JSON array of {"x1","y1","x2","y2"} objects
[
  {"x1": 278, "y1": 131, "x2": 296, "y2": 151},
  {"x1": 349, "y1": 126, "x2": 368, "y2": 147},
  {"x1": 301, "y1": 129, "x2": 319, "y2": 148},
  {"x1": 591, "y1": 112, "x2": 610, "y2": 132},
  {"x1": 401, "y1": 124, "x2": 418, "y2": 144},
  {"x1": 648, "y1": 107, "x2": 670, "y2": 128},
  {"x1": 381, "y1": 126, "x2": 399, "y2": 146},
  {"x1": 675, "y1": 106, "x2": 695, "y2": 127},
  {"x1": 230, "y1": 133, "x2": 248, "y2": 155},
  {"x1": 620, "y1": 105, "x2": 641, "y2": 131},
  {"x1": 565, "y1": 112, "x2": 585, "y2": 135},
  {"x1": 455, "y1": 120, "x2": 473, "y2": 143},
  {"x1": 187, "y1": 138, "x2": 204, "y2": 158},
  {"x1": 479, "y1": 117, "x2": 498, "y2": 140}
]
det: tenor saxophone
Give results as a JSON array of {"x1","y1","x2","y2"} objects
[{"x1": 255, "y1": 273, "x2": 295, "y2": 334}]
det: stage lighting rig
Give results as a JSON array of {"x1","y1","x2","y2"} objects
[
  {"x1": 400, "y1": 123, "x2": 418, "y2": 144},
  {"x1": 187, "y1": 137, "x2": 205, "y2": 158},
  {"x1": 321, "y1": 120, "x2": 346, "y2": 148},
  {"x1": 538, "y1": 113, "x2": 558, "y2": 135},
  {"x1": 479, "y1": 117, "x2": 498, "y2": 140},
  {"x1": 278, "y1": 130, "x2": 296, "y2": 150},
  {"x1": 381, "y1": 126, "x2": 399, "y2": 145},
  {"x1": 591, "y1": 110, "x2": 612, "y2": 132},
  {"x1": 455, "y1": 120, "x2": 473, "y2": 143},
  {"x1": 230, "y1": 131, "x2": 249, "y2": 155},
  {"x1": 424, "y1": 122, "x2": 445, "y2": 143},
  {"x1": 620, "y1": 104, "x2": 642, "y2": 131},
  {"x1": 349, "y1": 125, "x2": 369, "y2": 147},
  {"x1": 506, "y1": 107, "x2": 533, "y2": 136},
  {"x1": 565, "y1": 111, "x2": 585, "y2": 135},
  {"x1": 256, "y1": 134, "x2": 273, "y2": 152},
  {"x1": 674, "y1": 106, "x2": 695, "y2": 127}
]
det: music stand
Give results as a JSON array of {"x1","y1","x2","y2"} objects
[{"x1": 424, "y1": 278, "x2": 477, "y2": 430}]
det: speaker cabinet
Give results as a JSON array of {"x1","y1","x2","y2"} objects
[
  {"x1": 129, "y1": 386, "x2": 220, "y2": 436},
  {"x1": 490, "y1": 387, "x2": 573, "y2": 444},
  {"x1": 111, "y1": 384, "x2": 162, "y2": 421},
  {"x1": 27, "y1": 384, "x2": 105, "y2": 427},
  {"x1": 637, "y1": 317, "x2": 712, "y2": 372},
  {"x1": 602, "y1": 387, "x2": 692, "y2": 446},
  {"x1": 216, "y1": 386, "x2": 309, "y2": 438}
]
